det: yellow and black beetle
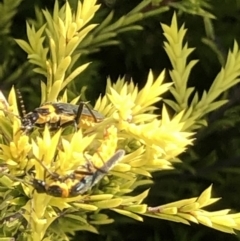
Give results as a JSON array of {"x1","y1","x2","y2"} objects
[
  {"x1": 21, "y1": 102, "x2": 104, "y2": 133},
  {"x1": 0, "y1": 90, "x2": 104, "y2": 133},
  {"x1": 8, "y1": 89, "x2": 104, "y2": 133}
]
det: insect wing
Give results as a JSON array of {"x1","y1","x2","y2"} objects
[
  {"x1": 91, "y1": 149, "x2": 125, "y2": 187},
  {"x1": 52, "y1": 103, "x2": 77, "y2": 115},
  {"x1": 70, "y1": 150, "x2": 125, "y2": 196},
  {"x1": 70, "y1": 175, "x2": 94, "y2": 196}
]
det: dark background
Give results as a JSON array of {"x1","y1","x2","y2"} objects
[{"x1": 1, "y1": 0, "x2": 240, "y2": 240}]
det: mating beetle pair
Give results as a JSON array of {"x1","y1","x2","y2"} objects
[{"x1": 32, "y1": 149, "x2": 125, "y2": 198}]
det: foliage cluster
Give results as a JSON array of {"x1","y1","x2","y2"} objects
[{"x1": 1, "y1": 1, "x2": 240, "y2": 241}]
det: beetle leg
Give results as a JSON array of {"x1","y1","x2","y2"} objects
[{"x1": 76, "y1": 102, "x2": 98, "y2": 126}]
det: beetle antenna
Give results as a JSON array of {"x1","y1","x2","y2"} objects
[{"x1": 16, "y1": 89, "x2": 27, "y2": 118}]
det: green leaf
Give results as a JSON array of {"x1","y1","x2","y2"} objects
[
  {"x1": 112, "y1": 208, "x2": 143, "y2": 221},
  {"x1": 92, "y1": 198, "x2": 122, "y2": 209}
]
